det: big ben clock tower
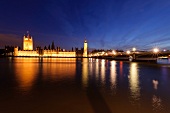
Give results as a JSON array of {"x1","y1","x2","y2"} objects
[{"x1": 83, "y1": 39, "x2": 88, "y2": 57}]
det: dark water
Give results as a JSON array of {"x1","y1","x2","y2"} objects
[{"x1": 0, "y1": 57, "x2": 170, "y2": 113}]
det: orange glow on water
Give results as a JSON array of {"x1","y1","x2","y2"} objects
[
  {"x1": 110, "y1": 61, "x2": 117, "y2": 89},
  {"x1": 119, "y1": 61, "x2": 123, "y2": 76},
  {"x1": 14, "y1": 58, "x2": 38, "y2": 92},
  {"x1": 82, "y1": 58, "x2": 88, "y2": 87},
  {"x1": 95, "y1": 59, "x2": 99, "y2": 80},
  {"x1": 42, "y1": 58, "x2": 76, "y2": 80},
  {"x1": 13, "y1": 58, "x2": 76, "y2": 92},
  {"x1": 101, "y1": 59, "x2": 105, "y2": 85}
]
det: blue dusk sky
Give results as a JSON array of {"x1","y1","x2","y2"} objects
[{"x1": 0, "y1": 0, "x2": 170, "y2": 51}]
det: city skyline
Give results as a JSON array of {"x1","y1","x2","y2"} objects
[{"x1": 1, "y1": 0, "x2": 170, "y2": 51}]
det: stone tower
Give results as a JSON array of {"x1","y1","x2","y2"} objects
[
  {"x1": 23, "y1": 31, "x2": 33, "y2": 50},
  {"x1": 14, "y1": 46, "x2": 18, "y2": 56},
  {"x1": 83, "y1": 39, "x2": 88, "y2": 57}
]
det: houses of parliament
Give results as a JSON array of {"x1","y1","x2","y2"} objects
[{"x1": 14, "y1": 32, "x2": 88, "y2": 57}]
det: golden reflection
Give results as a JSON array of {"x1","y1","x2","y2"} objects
[
  {"x1": 119, "y1": 61, "x2": 123, "y2": 76},
  {"x1": 110, "y1": 61, "x2": 117, "y2": 89},
  {"x1": 101, "y1": 59, "x2": 105, "y2": 85},
  {"x1": 89, "y1": 58, "x2": 93, "y2": 77},
  {"x1": 153, "y1": 80, "x2": 159, "y2": 90},
  {"x1": 42, "y1": 58, "x2": 76, "y2": 63},
  {"x1": 42, "y1": 58, "x2": 76, "y2": 80},
  {"x1": 129, "y1": 63, "x2": 140, "y2": 103},
  {"x1": 14, "y1": 58, "x2": 39, "y2": 92},
  {"x1": 14, "y1": 57, "x2": 39, "y2": 63},
  {"x1": 152, "y1": 95, "x2": 163, "y2": 112},
  {"x1": 95, "y1": 59, "x2": 99, "y2": 80},
  {"x1": 82, "y1": 58, "x2": 88, "y2": 87}
]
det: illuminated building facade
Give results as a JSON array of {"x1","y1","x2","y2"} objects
[
  {"x1": 14, "y1": 32, "x2": 87, "y2": 57},
  {"x1": 23, "y1": 32, "x2": 33, "y2": 50},
  {"x1": 83, "y1": 39, "x2": 88, "y2": 57}
]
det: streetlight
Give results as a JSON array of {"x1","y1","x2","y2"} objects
[
  {"x1": 132, "y1": 47, "x2": 136, "y2": 52},
  {"x1": 153, "y1": 48, "x2": 159, "y2": 53},
  {"x1": 112, "y1": 50, "x2": 116, "y2": 55},
  {"x1": 127, "y1": 50, "x2": 130, "y2": 54},
  {"x1": 132, "y1": 47, "x2": 136, "y2": 60}
]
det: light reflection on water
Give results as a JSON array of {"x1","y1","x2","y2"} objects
[
  {"x1": 95, "y1": 59, "x2": 99, "y2": 81},
  {"x1": 152, "y1": 95, "x2": 163, "y2": 112},
  {"x1": 110, "y1": 60, "x2": 117, "y2": 90},
  {"x1": 41, "y1": 58, "x2": 76, "y2": 81},
  {"x1": 157, "y1": 58, "x2": 170, "y2": 64},
  {"x1": 0, "y1": 57, "x2": 170, "y2": 113},
  {"x1": 129, "y1": 63, "x2": 140, "y2": 103},
  {"x1": 119, "y1": 61, "x2": 123, "y2": 76},
  {"x1": 14, "y1": 57, "x2": 76, "y2": 92},
  {"x1": 14, "y1": 58, "x2": 38, "y2": 92},
  {"x1": 101, "y1": 59, "x2": 105, "y2": 85},
  {"x1": 82, "y1": 58, "x2": 88, "y2": 87}
]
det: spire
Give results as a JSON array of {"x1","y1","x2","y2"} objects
[
  {"x1": 27, "y1": 31, "x2": 29, "y2": 34},
  {"x1": 23, "y1": 34, "x2": 26, "y2": 38},
  {"x1": 51, "y1": 41, "x2": 55, "y2": 50},
  {"x1": 84, "y1": 38, "x2": 87, "y2": 43},
  {"x1": 84, "y1": 37, "x2": 87, "y2": 43},
  {"x1": 26, "y1": 31, "x2": 31, "y2": 38},
  {"x1": 27, "y1": 31, "x2": 29, "y2": 37}
]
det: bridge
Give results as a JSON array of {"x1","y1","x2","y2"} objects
[{"x1": 90, "y1": 49, "x2": 170, "y2": 62}]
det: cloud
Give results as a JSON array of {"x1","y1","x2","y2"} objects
[{"x1": 0, "y1": 34, "x2": 22, "y2": 48}]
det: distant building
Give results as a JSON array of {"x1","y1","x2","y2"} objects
[
  {"x1": 23, "y1": 32, "x2": 33, "y2": 50},
  {"x1": 14, "y1": 32, "x2": 88, "y2": 57},
  {"x1": 5, "y1": 46, "x2": 14, "y2": 56},
  {"x1": 0, "y1": 49, "x2": 5, "y2": 56},
  {"x1": 76, "y1": 48, "x2": 84, "y2": 57}
]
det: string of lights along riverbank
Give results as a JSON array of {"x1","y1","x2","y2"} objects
[{"x1": 14, "y1": 32, "x2": 88, "y2": 57}]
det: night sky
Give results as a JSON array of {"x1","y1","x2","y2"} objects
[{"x1": 1, "y1": 0, "x2": 170, "y2": 51}]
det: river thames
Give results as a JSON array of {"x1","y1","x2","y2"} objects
[{"x1": 0, "y1": 57, "x2": 170, "y2": 113}]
